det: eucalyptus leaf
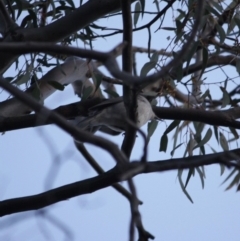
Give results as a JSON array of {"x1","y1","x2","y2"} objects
[
  {"x1": 194, "y1": 128, "x2": 212, "y2": 149},
  {"x1": 216, "y1": 24, "x2": 226, "y2": 43},
  {"x1": 147, "y1": 119, "x2": 158, "y2": 139},
  {"x1": 82, "y1": 86, "x2": 93, "y2": 101},
  {"x1": 134, "y1": 2, "x2": 141, "y2": 28},
  {"x1": 219, "y1": 132, "x2": 229, "y2": 151},
  {"x1": 160, "y1": 134, "x2": 168, "y2": 152},
  {"x1": 178, "y1": 170, "x2": 194, "y2": 203}
]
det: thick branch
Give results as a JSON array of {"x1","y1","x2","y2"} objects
[
  {"x1": 1, "y1": 147, "x2": 239, "y2": 217},
  {"x1": 2, "y1": 102, "x2": 240, "y2": 133}
]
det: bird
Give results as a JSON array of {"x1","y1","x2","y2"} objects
[{"x1": 74, "y1": 95, "x2": 156, "y2": 134}]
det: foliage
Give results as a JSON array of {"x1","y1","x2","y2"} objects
[{"x1": 1, "y1": 0, "x2": 240, "y2": 240}]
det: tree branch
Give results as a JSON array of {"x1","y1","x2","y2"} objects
[
  {"x1": 2, "y1": 102, "x2": 240, "y2": 133},
  {"x1": 1, "y1": 147, "x2": 239, "y2": 217}
]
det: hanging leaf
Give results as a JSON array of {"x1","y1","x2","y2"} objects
[
  {"x1": 150, "y1": 52, "x2": 158, "y2": 62},
  {"x1": 134, "y1": 2, "x2": 141, "y2": 28},
  {"x1": 194, "y1": 128, "x2": 212, "y2": 149},
  {"x1": 216, "y1": 24, "x2": 226, "y2": 43},
  {"x1": 161, "y1": 27, "x2": 176, "y2": 31},
  {"x1": 229, "y1": 127, "x2": 239, "y2": 140},
  {"x1": 220, "y1": 164, "x2": 225, "y2": 176},
  {"x1": 175, "y1": 63, "x2": 183, "y2": 82},
  {"x1": 147, "y1": 119, "x2": 158, "y2": 139},
  {"x1": 139, "y1": 0, "x2": 145, "y2": 16},
  {"x1": 14, "y1": 73, "x2": 30, "y2": 85},
  {"x1": 194, "y1": 121, "x2": 205, "y2": 135},
  {"x1": 164, "y1": 120, "x2": 181, "y2": 135},
  {"x1": 184, "y1": 168, "x2": 195, "y2": 188},
  {"x1": 82, "y1": 86, "x2": 93, "y2": 101},
  {"x1": 159, "y1": 134, "x2": 168, "y2": 152},
  {"x1": 153, "y1": 0, "x2": 159, "y2": 11},
  {"x1": 225, "y1": 172, "x2": 240, "y2": 191},
  {"x1": 200, "y1": 89, "x2": 210, "y2": 101},
  {"x1": 170, "y1": 143, "x2": 183, "y2": 157},
  {"x1": 220, "y1": 86, "x2": 230, "y2": 108},
  {"x1": 213, "y1": 126, "x2": 219, "y2": 143},
  {"x1": 227, "y1": 15, "x2": 236, "y2": 34},
  {"x1": 221, "y1": 168, "x2": 237, "y2": 185},
  {"x1": 140, "y1": 52, "x2": 158, "y2": 76},
  {"x1": 92, "y1": 72, "x2": 102, "y2": 93},
  {"x1": 176, "y1": 9, "x2": 186, "y2": 21},
  {"x1": 202, "y1": 47, "x2": 208, "y2": 72},
  {"x1": 196, "y1": 167, "x2": 205, "y2": 189},
  {"x1": 178, "y1": 170, "x2": 194, "y2": 203},
  {"x1": 236, "y1": 59, "x2": 240, "y2": 75},
  {"x1": 219, "y1": 132, "x2": 229, "y2": 151}
]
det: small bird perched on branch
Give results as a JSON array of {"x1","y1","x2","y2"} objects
[{"x1": 74, "y1": 95, "x2": 156, "y2": 134}]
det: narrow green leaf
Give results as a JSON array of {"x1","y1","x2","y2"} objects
[
  {"x1": 234, "y1": 16, "x2": 240, "y2": 31},
  {"x1": 161, "y1": 27, "x2": 176, "y2": 31},
  {"x1": 227, "y1": 15, "x2": 236, "y2": 34},
  {"x1": 225, "y1": 172, "x2": 240, "y2": 191},
  {"x1": 47, "y1": 81, "x2": 65, "y2": 91},
  {"x1": 92, "y1": 73, "x2": 102, "y2": 93},
  {"x1": 196, "y1": 167, "x2": 205, "y2": 189},
  {"x1": 175, "y1": 63, "x2": 183, "y2": 82},
  {"x1": 139, "y1": 0, "x2": 145, "y2": 16},
  {"x1": 15, "y1": 0, "x2": 23, "y2": 19},
  {"x1": 147, "y1": 119, "x2": 158, "y2": 139},
  {"x1": 176, "y1": 9, "x2": 186, "y2": 21},
  {"x1": 14, "y1": 73, "x2": 30, "y2": 85},
  {"x1": 164, "y1": 120, "x2": 181, "y2": 135},
  {"x1": 185, "y1": 168, "x2": 194, "y2": 188},
  {"x1": 216, "y1": 24, "x2": 226, "y2": 43},
  {"x1": 175, "y1": 19, "x2": 182, "y2": 35},
  {"x1": 194, "y1": 128, "x2": 212, "y2": 149},
  {"x1": 236, "y1": 59, "x2": 240, "y2": 75},
  {"x1": 202, "y1": 47, "x2": 208, "y2": 72},
  {"x1": 170, "y1": 143, "x2": 183, "y2": 156},
  {"x1": 220, "y1": 86, "x2": 230, "y2": 108},
  {"x1": 220, "y1": 164, "x2": 225, "y2": 176},
  {"x1": 134, "y1": 2, "x2": 141, "y2": 28},
  {"x1": 140, "y1": 61, "x2": 156, "y2": 76},
  {"x1": 194, "y1": 121, "x2": 205, "y2": 135},
  {"x1": 201, "y1": 89, "x2": 209, "y2": 101},
  {"x1": 172, "y1": 125, "x2": 180, "y2": 157},
  {"x1": 82, "y1": 86, "x2": 93, "y2": 101},
  {"x1": 229, "y1": 127, "x2": 239, "y2": 140},
  {"x1": 205, "y1": 4, "x2": 221, "y2": 18},
  {"x1": 219, "y1": 132, "x2": 229, "y2": 151},
  {"x1": 221, "y1": 168, "x2": 237, "y2": 185},
  {"x1": 213, "y1": 126, "x2": 219, "y2": 143},
  {"x1": 150, "y1": 52, "x2": 159, "y2": 63},
  {"x1": 160, "y1": 134, "x2": 168, "y2": 152},
  {"x1": 178, "y1": 170, "x2": 194, "y2": 203}
]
